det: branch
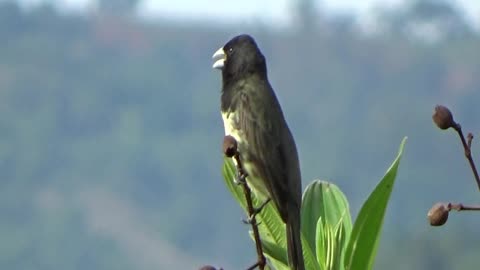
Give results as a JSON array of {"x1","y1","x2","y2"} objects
[
  {"x1": 448, "y1": 202, "x2": 480, "y2": 211},
  {"x1": 433, "y1": 105, "x2": 480, "y2": 190},
  {"x1": 223, "y1": 135, "x2": 267, "y2": 270},
  {"x1": 428, "y1": 202, "x2": 480, "y2": 226},
  {"x1": 453, "y1": 124, "x2": 480, "y2": 190}
]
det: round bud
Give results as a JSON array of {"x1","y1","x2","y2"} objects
[
  {"x1": 223, "y1": 135, "x2": 238, "y2": 157},
  {"x1": 432, "y1": 105, "x2": 455, "y2": 130},
  {"x1": 427, "y1": 202, "x2": 449, "y2": 226}
]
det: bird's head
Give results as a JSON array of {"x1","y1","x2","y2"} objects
[{"x1": 212, "y1": 34, "x2": 266, "y2": 80}]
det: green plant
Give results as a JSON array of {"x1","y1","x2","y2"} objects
[{"x1": 222, "y1": 137, "x2": 407, "y2": 270}]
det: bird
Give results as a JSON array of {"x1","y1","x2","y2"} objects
[{"x1": 212, "y1": 34, "x2": 304, "y2": 270}]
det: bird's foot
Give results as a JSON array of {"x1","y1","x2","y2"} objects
[
  {"x1": 234, "y1": 171, "x2": 248, "y2": 185},
  {"x1": 242, "y1": 218, "x2": 261, "y2": 226},
  {"x1": 253, "y1": 198, "x2": 271, "y2": 216},
  {"x1": 242, "y1": 198, "x2": 271, "y2": 224}
]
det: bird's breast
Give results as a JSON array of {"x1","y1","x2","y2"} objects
[
  {"x1": 221, "y1": 111, "x2": 243, "y2": 144},
  {"x1": 220, "y1": 110, "x2": 269, "y2": 200}
]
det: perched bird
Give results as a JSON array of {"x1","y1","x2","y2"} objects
[{"x1": 212, "y1": 34, "x2": 304, "y2": 270}]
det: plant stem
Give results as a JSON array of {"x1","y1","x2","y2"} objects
[
  {"x1": 453, "y1": 124, "x2": 480, "y2": 190},
  {"x1": 448, "y1": 203, "x2": 480, "y2": 211},
  {"x1": 233, "y1": 152, "x2": 266, "y2": 270}
]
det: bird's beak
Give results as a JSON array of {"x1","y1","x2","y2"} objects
[{"x1": 212, "y1": 47, "x2": 226, "y2": 69}]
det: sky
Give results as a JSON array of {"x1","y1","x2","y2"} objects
[{"x1": 15, "y1": 0, "x2": 480, "y2": 28}]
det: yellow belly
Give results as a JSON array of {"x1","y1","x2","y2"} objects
[{"x1": 221, "y1": 111, "x2": 269, "y2": 200}]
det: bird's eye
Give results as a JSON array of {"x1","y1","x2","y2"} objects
[{"x1": 228, "y1": 47, "x2": 234, "y2": 53}]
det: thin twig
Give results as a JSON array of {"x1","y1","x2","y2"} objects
[
  {"x1": 448, "y1": 203, "x2": 480, "y2": 211},
  {"x1": 453, "y1": 124, "x2": 480, "y2": 190},
  {"x1": 233, "y1": 152, "x2": 266, "y2": 270},
  {"x1": 246, "y1": 262, "x2": 261, "y2": 270},
  {"x1": 467, "y1": 133, "x2": 473, "y2": 150}
]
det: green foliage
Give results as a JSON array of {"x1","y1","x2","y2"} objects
[
  {"x1": 303, "y1": 181, "x2": 351, "y2": 270},
  {"x1": 1, "y1": 0, "x2": 480, "y2": 268},
  {"x1": 222, "y1": 138, "x2": 406, "y2": 269},
  {"x1": 343, "y1": 137, "x2": 407, "y2": 270}
]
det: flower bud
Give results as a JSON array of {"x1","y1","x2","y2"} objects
[
  {"x1": 432, "y1": 105, "x2": 455, "y2": 130},
  {"x1": 427, "y1": 202, "x2": 449, "y2": 226},
  {"x1": 223, "y1": 135, "x2": 238, "y2": 158}
]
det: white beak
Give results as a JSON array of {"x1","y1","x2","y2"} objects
[{"x1": 212, "y1": 47, "x2": 226, "y2": 69}]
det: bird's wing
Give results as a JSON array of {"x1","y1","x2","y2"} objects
[{"x1": 234, "y1": 81, "x2": 297, "y2": 221}]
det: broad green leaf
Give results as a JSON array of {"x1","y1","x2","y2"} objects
[
  {"x1": 223, "y1": 158, "x2": 320, "y2": 270},
  {"x1": 223, "y1": 159, "x2": 287, "y2": 266},
  {"x1": 222, "y1": 158, "x2": 246, "y2": 207},
  {"x1": 302, "y1": 180, "x2": 352, "y2": 259},
  {"x1": 325, "y1": 223, "x2": 334, "y2": 270},
  {"x1": 318, "y1": 219, "x2": 344, "y2": 270},
  {"x1": 315, "y1": 217, "x2": 327, "y2": 270},
  {"x1": 222, "y1": 158, "x2": 285, "y2": 247},
  {"x1": 332, "y1": 220, "x2": 345, "y2": 270},
  {"x1": 255, "y1": 202, "x2": 287, "y2": 249},
  {"x1": 344, "y1": 137, "x2": 407, "y2": 270},
  {"x1": 261, "y1": 239, "x2": 290, "y2": 270},
  {"x1": 255, "y1": 230, "x2": 320, "y2": 270},
  {"x1": 266, "y1": 259, "x2": 289, "y2": 270},
  {"x1": 302, "y1": 232, "x2": 322, "y2": 270}
]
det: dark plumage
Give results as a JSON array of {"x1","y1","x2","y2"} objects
[{"x1": 212, "y1": 34, "x2": 304, "y2": 270}]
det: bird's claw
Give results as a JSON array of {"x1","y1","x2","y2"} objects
[
  {"x1": 253, "y1": 198, "x2": 271, "y2": 216},
  {"x1": 242, "y1": 198, "x2": 271, "y2": 224},
  {"x1": 242, "y1": 218, "x2": 262, "y2": 226},
  {"x1": 234, "y1": 171, "x2": 248, "y2": 185}
]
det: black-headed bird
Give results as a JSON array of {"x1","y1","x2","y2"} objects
[{"x1": 212, "y1": 34, "x2": 304, "y2": 270}]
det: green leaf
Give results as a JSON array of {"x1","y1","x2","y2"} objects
[
  {"x1": 261, "y1": 239, "x2": 290, "y2": 270},
  {"x1": 256, "y1": 230, "x2": 320, "y2": 270},
  {"x1": 302, "y1": 180, "x2": 352, "y2": 266},
  {"x1": 222, "y1": 159, "x2": 287, "y2": 264},
  {"x1": 222, "y1": 158, "x2": 320, "y2": 270},
  {"x1": 325, "y1": 223, "x2": 335, "y2": 270},
  {"x1": 344, "y1": 137, "x2": 407, "y2": 270},
  {"x1": 222, "y1": 158, "x2": 246, "y2": 208},
  {"x1": 332, "y1": 220, "x2": 345, "y2": 270},
  {"x1": 315, "y1": 217, "x2": 326, "y2": 270},
  {"x1": 316, "y1": 218, "x2": 345, "y2": 270},
  {"x1": 222, "y1": 159, "x2": 285, "y2": 246},
  {"x1": 302, "y1": 232, "x2": 322, "y2": 270}
]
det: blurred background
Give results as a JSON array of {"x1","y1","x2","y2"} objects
[{"x1": 1, "y1": 0, "x2": 480, "y2": 269}]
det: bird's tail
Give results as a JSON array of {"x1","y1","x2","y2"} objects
[{"x1": 286, "y1": 207, "x2": 305, "y2": 270}]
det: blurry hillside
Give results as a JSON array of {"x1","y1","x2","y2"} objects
[{"x1": 1, "y1": 0, "x2": 480, "y2": 269}]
